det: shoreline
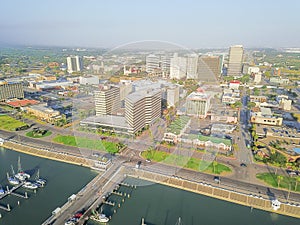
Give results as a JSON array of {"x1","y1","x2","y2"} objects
[{"x1": 1, "y1": 141, "x2": 92, "y2": 168}]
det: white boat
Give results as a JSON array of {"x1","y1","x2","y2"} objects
[
  {"x1": 90, "y1": 213, "x2": 110, "y2": 223},
  {"x1": 15, "y1": 172, "x2": 30, "y2": 181},
  {"x1": 15, "y1": 156, "x2": 30, "y2": 181},
  {"x1": 22, "y1": 181, "x2": 38, "y2": 190},
  {"x1": 7, "y1": 168, "x2": 20, "y2": 185},
  {"x1": 271, "y1": 199, "x2": 281, "y2": 210}
]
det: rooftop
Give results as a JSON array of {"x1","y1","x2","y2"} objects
[
  {"x1": 187, "y1": 92, "x2": 210, "y2": 101},
  {"x1": 6, "y1": 99, "x2": 39, "y2": 108},
  {"x1": 81, "y1": 115, "x2": 129, "y2": 129},
  {"x1": 166, "y1": 116, "x2": 190, "y2": 135}
]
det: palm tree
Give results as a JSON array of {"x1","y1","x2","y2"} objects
[
  {"x1": 212, "y1": 161, "x2": 218, "y2": 174},
  {"x1": 295, "y1": 177, "x2": 300, "y2": 191},
  {"x1": 277, "y1": 175, "x2": 283, "y2": 188}
]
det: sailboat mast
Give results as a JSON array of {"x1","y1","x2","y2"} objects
[{"x1": 17, "y1": 156, "x2": 22, "y2": 173}]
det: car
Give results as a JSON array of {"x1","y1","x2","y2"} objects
[
  {"x1": 214, "y1": 176, "x2": 220, "y2": 183},
  {"x1": 136, "y1": 161, "x2": 142, "y2": 169},
  {"x1": 240, "y1": 163, "x2": 247, "y2": 167}
]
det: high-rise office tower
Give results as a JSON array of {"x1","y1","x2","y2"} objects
[
  {"x1": 125, "y1": 89, "x2": 161, "y2": 134},
  {"x1": 146, "y1": 54, "x2": 160, "y2": 73},
  {"x1": 227, "y1": 45, "x2": 244, "y2": 77},
  {"x1": 170, "y1": 54, "x2": 187, "y2": 79},
  {"x1": 94, "y1": 85, "x2": 120, "y2": 116},
  {"x1": 67, "y1": 56, "x2": 83, "y2": 73},
  {"x1": 197, "y1": 55, "x2": 221, "y2": 82},
  {"x1": 186, "y1": 54, "x2": 199, "y2": 79},
  {"x1": 0, "y1": 81, "x2": 24, "y2": 100}
]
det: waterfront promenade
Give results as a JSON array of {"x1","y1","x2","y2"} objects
[{"x1": 122, "y1": 167, "x2": 300, "y2": 219}]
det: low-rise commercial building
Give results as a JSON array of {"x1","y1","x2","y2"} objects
[
  {"x1": 250, "y1": 107, "x2": 283, "y2": 126},
  {"x1": 26, "y1": 104, "x2": 62, "y2": 123}
]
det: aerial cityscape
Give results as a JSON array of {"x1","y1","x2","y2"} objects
[{"x1": 0, "y1": 1, "x2": 300, "y2": 225}]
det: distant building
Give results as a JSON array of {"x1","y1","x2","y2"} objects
[
  {"x1": 94, "y1": 85, "x2": 120, "y2": 116},
  {"x1": 280, "y1": 99, "x2": 292, "y2": 111},
  {"x1": 166, "y1": 85, "x2": 180, "y2": 107},
  {"x1": 170, "y1": 54, "x2": 187, "y2": 79},
  {"x1": 248, "y1": 66, "x2": 260, "y2": 74},
  {"x1": 250, "y1": 95, "x2": 267, "y2": 103},
  {"x1": 197, "y1": 55, "x2": 221, "y2": 82},
  {"x1": 254, "y1": 73, "x2": 262, "y2": 84},
  {"x1": 186, "y1": 54, "x2": 198, "y2": 79},
  {"x1": 186, "y1": 91, "x2": 211, "y2": 118},
  {"x1": 229, "y1": 80, "x2": 241, "y2": 89},
  {"x1": 270, "y1": 77, "x2": 289, "y2": 85},
  {"x1": 0, "y1": 81, "x2": 24, "y2": 101},
  {"x1": 227, "y1": 45, "x2": 244, "y2": 77},
  {"x1": 125, "y1": 89, "x2": 161, "y2": 134},
  {"x1": 67, "y1": 56, "x2": 83, "y2": 73},
  {"x1": 79, "y1": 75, "x2": 99, "y2": 85},
  {"x1": 146, "y1": 54, "x2": 160, "y2": 73}
]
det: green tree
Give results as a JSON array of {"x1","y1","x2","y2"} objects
[
  {"x1": 295, "y1": 177, "x2": 300, "y2": 191},
  {"x1": 277, "y1": 175, "x2": 283, "y2": 188},
  {"x1": 212, "y1": 161, "x2": 218, "y2": 174}
]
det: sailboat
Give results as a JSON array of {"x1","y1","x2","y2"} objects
[
  {"x1": 7, "y1": 165, "x2": 20, "y2": 185},
  {"x1": 35, "y1": 169, "x2": 47, "y2": 187},
  {"x1": 14, "y1": 156, "x2": 30, "y2": 181}
]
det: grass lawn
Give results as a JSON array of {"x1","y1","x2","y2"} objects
[
  {"x1": 26, "y1": 130, "x2": 52, "y2": 138},
  {"x1": 142, "y1": 150, "x2": 231, "y2": 175},
  {"x1": 0, "y1": 115, "x2": 28, "y2": 131},
  {"x1": 256, "y1": 173, "x2": 300, "y2": 192},
  {"x1": 53, "y1": 134, "x2": 119, "y2": 154}
]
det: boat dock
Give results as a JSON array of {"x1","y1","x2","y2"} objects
[{"x1": 0, "y1": 182, "x2": 28, "y2": 201}]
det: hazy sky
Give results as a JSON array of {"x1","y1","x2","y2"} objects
[{"x1": 1, "y1": 0, "x2": 300, "y2": 48}]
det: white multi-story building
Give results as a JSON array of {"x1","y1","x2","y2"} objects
[
  {"x1": 186, "y1": 54, "x2": 198, "y2": 79},
  {"x1": 0, "y1": 81, "x2": 24, "y2": 100},
  {"x1": 186, "y1": 91, "x2": 211, "y2": 118},
  {"x1": 227, "y1": 45, "x2": 244, "y2": 77},
  {"x1": 170, "y1": 54, "x2": 187, "y2": 79},
  {"x1": 67, "y1": 56, "x2": 83, "y2": 73},
  {"x1": 146, "y1": 54, "x2": 160, "y2": 73},
  {"x1": 125, "y1": 89, "x2": 161, "y2": 134},
  {"x1": 94, "y1": 85, "x2": 120, "y2": 116},
  {"x1": 166, "y1": 85, "x2": 180, "y2": 107}
]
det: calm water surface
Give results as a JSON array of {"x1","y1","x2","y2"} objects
[
  {"x1": 0, "y1": 147, "x2": 97, "y2": 225},
  {"x1": 87, "y1": 178, "x2": 300, "y2": 225}
]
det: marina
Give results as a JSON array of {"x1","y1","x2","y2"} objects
[{"x1": 0, "y1": 147, "x2": 97, "y2": 225}]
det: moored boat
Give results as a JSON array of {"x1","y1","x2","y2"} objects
[{"x1": 22, "y1": 181, "x2": 38, "y2": 190}]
